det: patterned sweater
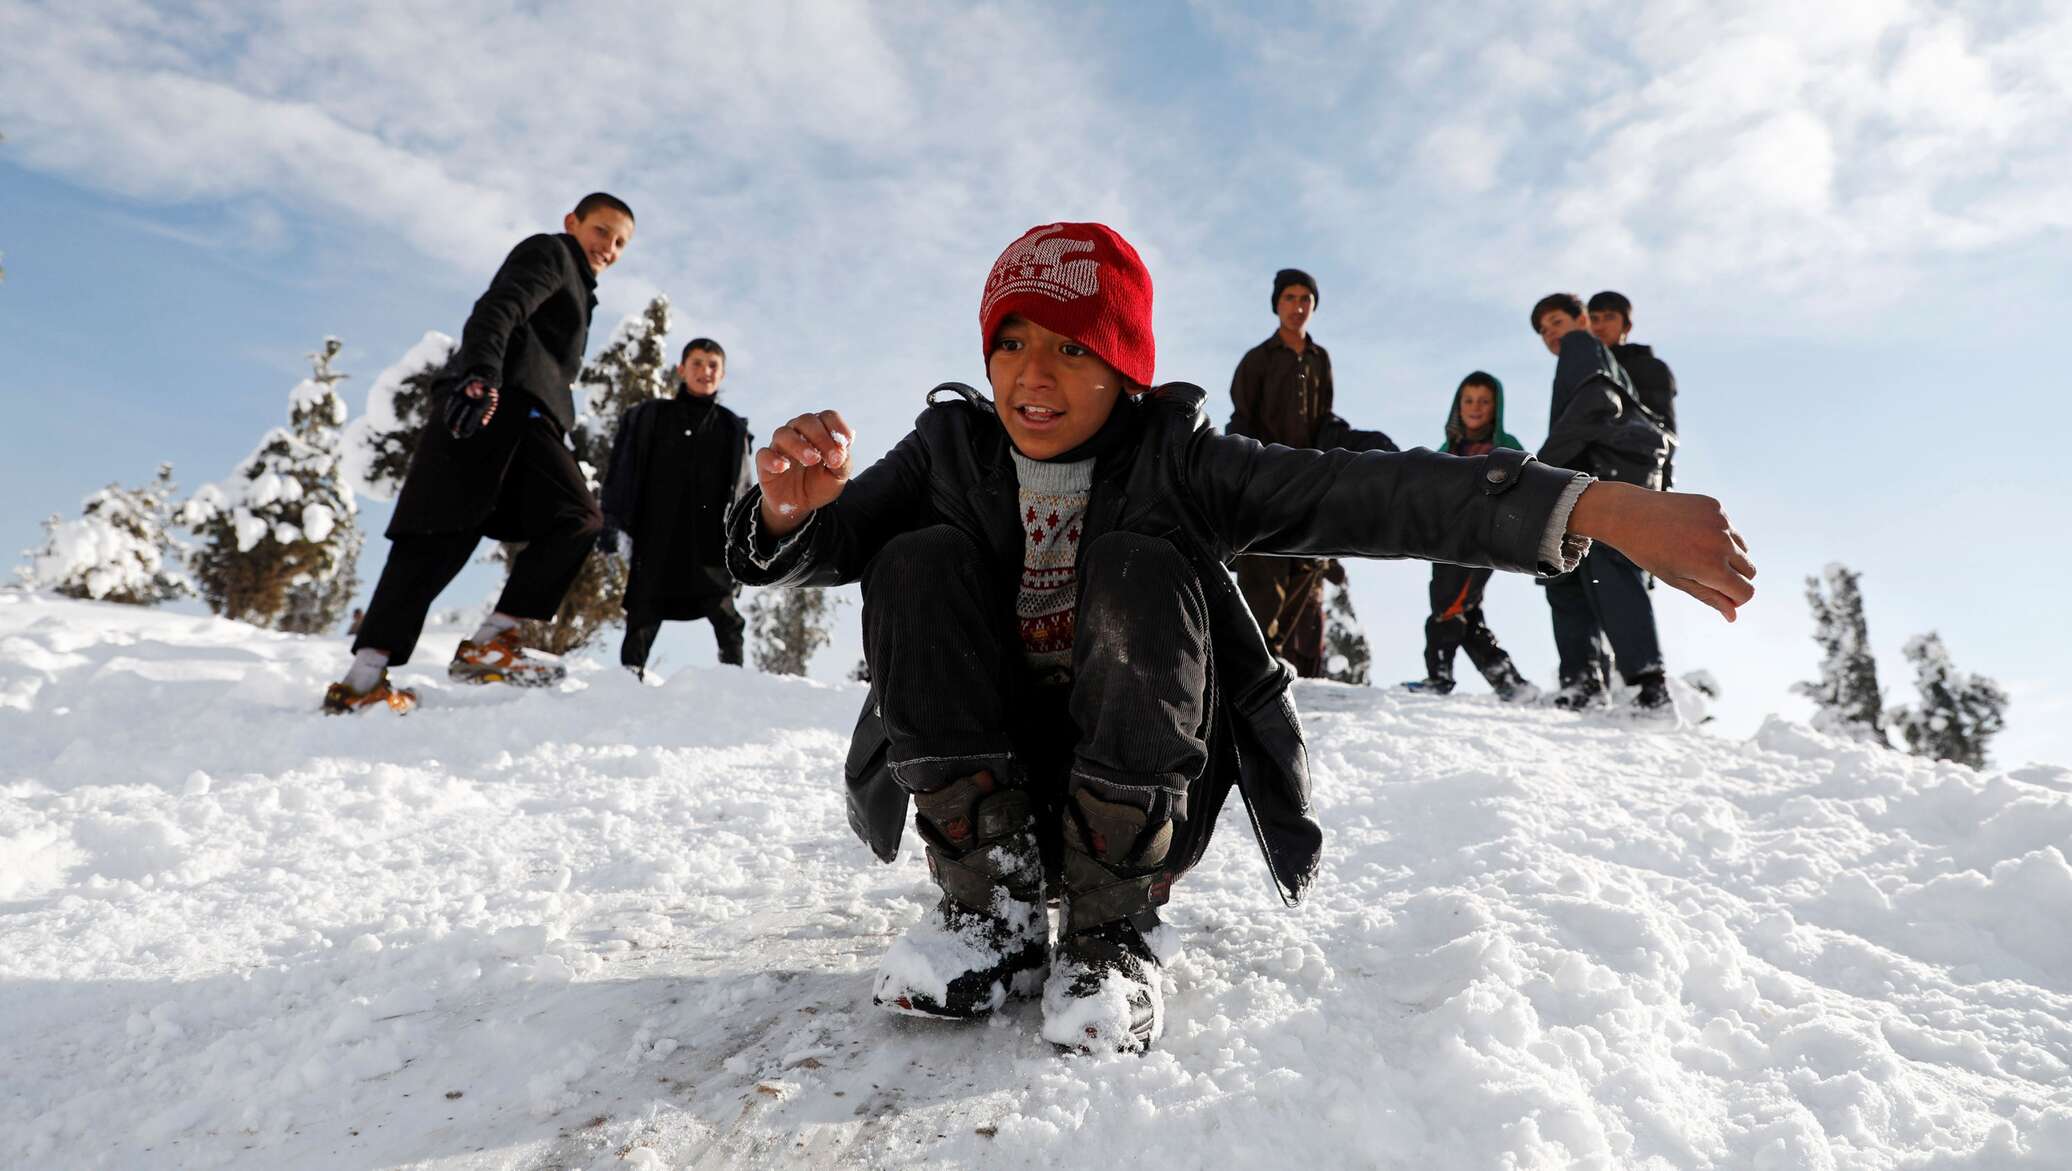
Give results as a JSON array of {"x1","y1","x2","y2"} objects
[{"x1": 1009, "y1": 450, "x2": 1093, "y2": 682}]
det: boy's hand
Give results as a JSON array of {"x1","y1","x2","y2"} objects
[
  {"x1": 757, "y1": 410, "x2": 854, "y2": 536},
  {"x1": 1567, "y1": 482, "x2": 1756, "y2": 621}
]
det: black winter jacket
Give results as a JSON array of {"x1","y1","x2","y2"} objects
[
  {"x1": 387, "y1": 233, "x2": 599, "y2": 537},
  {"x1": 725, "y1": 382, "x2": 1576, "y2": 905},
  {"x1": 1611, "y1": 342, "x2": 1679, "y2": 488},
  {"x1": 453, "y1": 233, "x2": 598, "y2": 433},
  {"x1": 1538, "y1": 331, "x2": 1674, "y2": 490},
  {"x1": 602, "y1": 390, "x2": 754, "y2": 613}
]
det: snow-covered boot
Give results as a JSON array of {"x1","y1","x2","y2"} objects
[
  {"x1": 1405, "y1": 660, "x2": 1456, "y2": 695},
  {"x1": 1485, "y1": 659, "x2": 1541, "y2": 705},
  {"x1": 1551, "y1": 670, "x2": 1607, "y2": 711},
  {"x1": 448, "y1": 628, "x2": 565, "y2": 687},
  {"x1": 1042, "y1": 784, "x2": 1174, "y2": 1054},
  {"x1": 320, "y1": 670, "x2": 418, "y2": 715},
  {"x1": 874, "y1": 771, "x2": 1048, "y2": 1020},
  {"x1": 1630, "y1": 670, "x2": 1676, "y2": 720}
]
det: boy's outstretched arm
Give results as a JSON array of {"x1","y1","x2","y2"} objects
[
  {"x1": 724, "y1": 410, "x2": 936, "y2": 589},
  {"x1": 1566, "y1": 481, "x2": 1756, "y2": 620}
]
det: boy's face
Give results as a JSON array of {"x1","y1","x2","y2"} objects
[
  {"x1": 562, "y1": 207, "x2": 635, "y2": 274},
  {"x1": 987, "y1": 315, "x2": 1125, "y2": 460},
  {"x1": 1276, "y1": 286, "x2": 1315, "y2": 337},
  {"x1": 1537, "y1": 308, "x2": 1587, "y2": 355},
  {"x1": 679, "y1": 349, "x2": 724, "y2": 397},
  {"x1": 1588, "y1": 309, "x2": 1629, "y2": 347},
  {"x1": 1459, "y1": 383, "x2": 1495, "y2": 433}
]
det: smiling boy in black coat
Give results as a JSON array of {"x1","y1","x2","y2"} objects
[{"x1": 323, "y1": 193, "x2": 634, "y2": 714}]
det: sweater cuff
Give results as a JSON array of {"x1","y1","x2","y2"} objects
[
  {"x1": 1537, "y1": 475, "x2": 1594, "y2": 574},
  {"x1": 747, "y1": 504, "x2": 814, "y2": 569}
]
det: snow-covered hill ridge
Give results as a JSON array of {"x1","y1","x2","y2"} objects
[{"x1": 3, "y1": 594, "x2": 2069, "y2": 1170}]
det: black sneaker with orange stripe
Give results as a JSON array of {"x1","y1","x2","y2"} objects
[{"x1": 448, "y1": 628, "x2": 565, "y2": 687}]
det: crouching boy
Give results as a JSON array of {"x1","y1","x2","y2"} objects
[{"x1": 725, "y1": 224, "x2": 1755, "y2": 1053}]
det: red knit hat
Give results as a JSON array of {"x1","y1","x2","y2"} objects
[{"x1": 979, "y1": 222, "x2": 1155, "y2": 387}]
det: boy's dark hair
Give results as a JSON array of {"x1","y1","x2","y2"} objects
[
  {"x1": 680, "y1": 337, "x2": 725, "y2": 363},
  {"x1": 573, "y1": 192, "x2": 636, "y2": 222},
  {"x1": 1587, "y1": 290, "x2": 1632, "y2": 324},
  {"x1": 1459, "y1": 370, "x2": 1500, "y2": 394},
  {"x1": 1530, "y1": 293, "x2": 1585, "y2": 334}
]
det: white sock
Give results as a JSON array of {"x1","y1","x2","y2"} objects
[
  {"x1": 470, "y1": 612, "x2": 520, "y2": 644},
  {"x1": 343, "y1": 648, "x2": 390, "y2": 693}
]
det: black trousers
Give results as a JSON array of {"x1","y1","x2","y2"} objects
[
  {"x1": 1545, "y1": 545, "x2": 1663, "y2": 687},
  {"x1": 621, "y1": 597, "x2": 745, "y2": 669},
  {"x1": 1424, "y1": 563, "x2": 1518, "y2": 684},
  {"x1": 861, "y1": 526, "x2": 1210, "y2": 822},
  {"x1": 355, "y1": 415, "x2": 602, "y2": 665}
]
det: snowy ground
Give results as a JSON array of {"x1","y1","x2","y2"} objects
[{"x1": 4, "y1": 594, "x2": 2070, "y2": 1170}]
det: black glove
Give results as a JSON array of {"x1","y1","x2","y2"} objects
[
  {"x1": 445, "y1": 379, "x2": 499, "y2": 439},
  {"x1": 597, "y1": 526, "x2": 619, "y2": 556}
]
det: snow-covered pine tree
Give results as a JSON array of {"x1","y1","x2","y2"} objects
[
  {"x1": 1322, "y1": 579, "x2": 1370, "y2": 685},
  {"x1": 1792, "y1": 563, "x2": 1887, "y2": 743},
  {"x1": 748, "y1": 587, "x2": 835, "y2": 676},
  {"x1": 184, "y1": 338, "x2": 362, "y2": 632},
  {"x1": 340, "y1": 330, "x2": 457, "y2": 501},
  {"x1": 498, "y1": 295, "x2": 671, "y2": 655},
  {"x1": 18, "y1": 463, "x2": 190, "y2": 604},
  {"x1": 1891, "y1": 632, "x2": 2009, "y2": 770}
]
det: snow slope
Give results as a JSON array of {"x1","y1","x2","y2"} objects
[{"x1": 3, "y1": 593, "x2": 2069, "y2": 1170}]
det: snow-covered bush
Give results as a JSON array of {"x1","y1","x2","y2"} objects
[
  {"x1": 1794, "y1": 563, "x2": 1887, "y2": 743},
  {"x1": 1322, "y1": 579, "x2": 1370, "y2": 685},
  {"x1": 1891, "y1": 632, "x2": 2008, "y2": 770},
  {"x1": 17, "y1": 463, "x2": 189, "y2": 604},
  {"x1": 184, "y1": 338, "x2": 362, "y2": 633},
  {"x1": 341, "y1": 330, "x2": 455, "y2": 501},
  {"x1": 748, "y1": 587, "x2": 835, "y2": 676}
]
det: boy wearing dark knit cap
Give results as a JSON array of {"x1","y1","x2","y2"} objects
[
  {"x1": 1587, "y1": 290, "x2": 1680, "y2": 489},
  {"x1": 728, "y1": 225, "x2": 1755, "y2": 1053},
  {"x1": 1228, "y1": 268, "x2": 1394, "y2": 677}
]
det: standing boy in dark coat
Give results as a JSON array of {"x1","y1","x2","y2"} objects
[
  {"x1": 1588, "y1": 290, "x2": 1679, "y2": 488},
  {"x1": 1227, "y1": 268, "x2": 1395, "y2": 677},
  {"x1": 729, "y1": 224, "x2": 1755, "y2": 1052},
  {"x1": 1411, "y1": 372, "x2": 1538, "y2": 702},
  {"x1": 322, "y1": 193, "x2": 633, "y2": 713},
  {"x1": 601, "y1": 338, "x2": 755, "y2": 676},
  {"x1": 1531, "y1": 292, "x2": 1678, "y2": 715}
]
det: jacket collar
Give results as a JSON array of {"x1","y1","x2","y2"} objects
[{"x1": 556, "y1": 233, "x2": 600, "y2": 292}]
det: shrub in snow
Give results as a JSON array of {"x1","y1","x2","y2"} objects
[
  {"x1": 495, "y1": 296, "x2": 671, "y2": 655},
  {"x1": 1793, "y1": 563, "x2": 1888, "y2": 744},
  {"x1": 1322, "y1": 578, "x2": 1370, "y2": 686},
  {"x1": 1891, "y1": 632, "x2": 2008, "y2": 770},
  {"x1": 17, "y1": 463, "x2": 190, "y2": 604},
  {"x1": 184, "y1": 338, "x2": 362, "y2": 633},
  {"x1": 341, "y1": 331, "x2": 456, "y2": 501},
  {"x1": 748, "y1": 587, "x2": 835, "y2": 676}
]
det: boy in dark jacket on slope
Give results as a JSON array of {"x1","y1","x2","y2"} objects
[
  {"x1": 1532, "y1": 292, "x2": 1677, "y2": 714},
  {"x1": 600, "y1": 338, "x2": 755, "y2": 677},
  {"x1": 324, "y1": 193, "x2": 633, "y2": 714},
  {"x1": 728, "y1": 226, "x2": 1754, "y2": 1052},
  {"x1": 1410, "y1": 372, "x2": 1538, "y2": 702}
]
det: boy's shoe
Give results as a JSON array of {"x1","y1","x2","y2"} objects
[
  {"x1": 1631, "y1": 671, "x2": 1676, "y2": 719},
  {"x1": 449, "y1": 629, "x2": 564, "y2": 687},
  {"x1": 1551, "y1": 674, "x2": 1607, "y2": 711},
  {"x1": 874, "y1": 772, "x2": 1049, "y2": 1020},
  {"x1": 1485, "y1": 661, "x2": 1541, "y2": 705},
  {"x1": 1042, "y1": 916, "x2": 1165, "y2": 1054},
  {"x1": 1402, "y1": 677, "x2": 1455, "y2": 695},
  {"x1": 1041, "y1": 784, "x2": 1174, "y2": 1054},
  {"x1": 320, "y1": 671, "x2": 418, "y2": 716}
]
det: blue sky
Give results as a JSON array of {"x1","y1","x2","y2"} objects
[{"x1": 3, "y1": 0, "x2": 2069, "y2": 766}]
